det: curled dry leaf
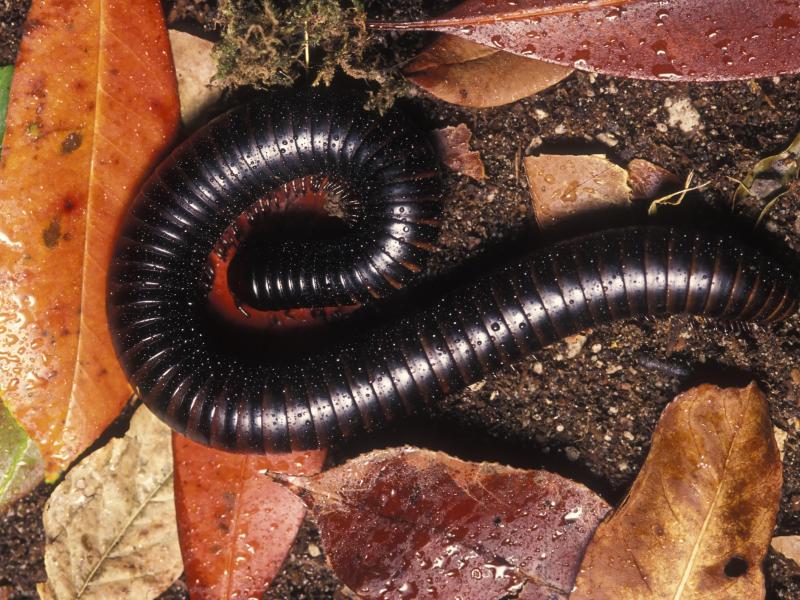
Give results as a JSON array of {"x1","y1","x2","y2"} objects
[
  {"x1": 0, "y1": 0, "x2": 180, "y2": 476},
  {"x1": 0, "y1": 396, "x2": 44, "y2": 514},
  {"x1": 168, "y1": 29, "x2": 223, "y2": 126},
  {"x1": 283, "y1": 447, "x2": 610, "y2": 599},
  {"x1": 627, "y1": 158, "x2": 680, "y2": 201},
  {"x1": 524, "y1": 154, "x2": 632, "y2": 231},
  {"x1": 405, "y1": 34, "x2": 572, "y2": 108},
  {"x1": 572, "y1": 383, "x2": 782, "y2": 600},
  {"x1": 372, "y1": 0, "x2": 800, "y2": 81},
  {"x1": 172, "y1": 434, "x2": 326, "y2": 600},
  {"x1": 432, "y1": 123, "x2": 486, "y2": 181},
  {"x1": 771, "y1": 536, "x2": 800, "y2": 567},
  {"x1": 38, "y1": 405, "x2": 181, "y2": 600}
]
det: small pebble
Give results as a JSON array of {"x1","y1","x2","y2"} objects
[
  {"x1": 623, "y1": 431, "x2": 635, "y2": 442},
  {"x1": 532, "y1": 362, "x2": 544, "y2": 375},
  {"x1": 591, "y1": 343, "x2": 602, "y2": 353},
  {"x1": 564, "y1": 446, "x2": 581, "y2": 461},
  {"x1": 308, "y1": 543, "x2": 321, "y2": 558},
  {"x1": 555, "y1": 424, "x2": 565, "y2": 433}
]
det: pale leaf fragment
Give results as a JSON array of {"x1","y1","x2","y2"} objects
[
  {"x1": 572, "y1": 383, "x2": 782, "y2": 600},
  {"x1": 168, "y1": 30, "x2": 222, "y2": 126},
  {"x1": 432, "y1": 123, "x2": 485, "y2": 181},
  {"x1": 524, "y1": 154, "x2": 632, "y2": 231},
  {"x1": 38, "y1": 406, "x2": 181, "y2": 600},
  {"x1": 405, "y1": 34, "x2": 572, "y2": 108},
  {"x1": 771, "y1": 536, "x2": 800, "y2": 567}
]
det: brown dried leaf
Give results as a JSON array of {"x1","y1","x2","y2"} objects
[
  {"x1": 405, "y1": 34, "x2": 572, "y2": 107},
  {"x1": 572, "y1": 383, "x2": 782, "y2": 600},
  {"x1": 283, "y1": 447, "x2": 610, "y2": 599},
  {"x1": 38, "y1": 405, "x2": 182, "y2": 600},
  {"x1": 627, "y1": 158, "x2": 680, "y2": 201},
  {"x1": 432, "y1": 123, "x2": 486, "y2": 181},
  {"x1": 524, "y1": 154, "x2": 632, "y2": 231},
  {"x1": 372, "y1": 1, "x2": 800, "y2": 81}
]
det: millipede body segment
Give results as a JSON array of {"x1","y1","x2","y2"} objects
[{"x1": 108, "y1": 93, "x2": 799, "y2": 454}]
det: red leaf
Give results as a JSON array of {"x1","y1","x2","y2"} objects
[
  {"x1": 173, "y1": 434, "x2": 326, "y2": 600},
  {"x1": 371, "y1": 0, "x2": 800, "y2": 81},
  {"x1": 285, "y1": 447, "x2": 610, "y2": 599}
]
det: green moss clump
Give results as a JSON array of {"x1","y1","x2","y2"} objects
[{"x1": 213, "y1": 0, "x2": 412, "y2": 110}]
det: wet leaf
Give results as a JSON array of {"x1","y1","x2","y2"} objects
[
  {"x1": 168, "y1": 29, "x2": 222, "y2": 126},
  {"x1": 371, "y1": 1, "x2": 800, "y2": 81},
  {"x1": 572, "y1": 383, "x2": 782, "y2": 600},
  {"x1": 405, "y1": 34, "x2": 571, "y2": 107},
  {"x1": 0, "y1": 0, "x2": 180, "y2": 477},
  {"x1": 0, "y1": 65, "x2": 12, "y2": 156},
  {"x1": 0, "y1": 395, "x2": 44, "y2": 514},
  {"x1": 173, "y1": 434, "x2": 326, "y2": 600},
  {"x1": 282, "y1": 446, "x2": 610, "y2": 599},
  {"x1": 432, "y1": 123, "x2": 486, "y2": 181},
  {"x1": 771, "y1": 536, "x2": 800, "y2": 567},
  {"x1": 38, "y1": 405, "x2": 182, "y2": 600},
  {"x1": 524, "y1": 153, "x2": 632, "y2": 231}
]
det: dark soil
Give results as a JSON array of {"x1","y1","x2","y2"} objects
[{"x1": 2, "y1": 0, "x2": 800, "y2": 599}]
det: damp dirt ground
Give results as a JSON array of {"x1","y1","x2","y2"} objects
[{"x1": 1, "y1": 0, "x2": 800, "y2": 598}]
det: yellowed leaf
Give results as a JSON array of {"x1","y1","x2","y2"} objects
[
  {"x1": 405, "y1": 34, "x2": 572, "y2": 108},
  {"x1": 524, "y1": 154, "x2": 632, "y2": 231},
  {"x1": 572, "y1": 383, "x2": 782, "y2": 600},
  {"x1": 38, "y1": 406, "x2": 182, "y2": 600},
  {"x1": 771, "y1": 536, "x2": 800, "y2": 567}
]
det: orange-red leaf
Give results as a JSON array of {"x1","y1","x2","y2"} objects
[
  {"x1": 285, "y1": 447, "x2": 610, "y2": 599},
  {"x1": 372, "y1": 0, "x2": 800, "y2": 81},
  {"x1": 172, "y1": 434, "x2": 326, "y2": 600},
  {"x1": 0, "y1": 0, "x2": 179, "y2": 476}
]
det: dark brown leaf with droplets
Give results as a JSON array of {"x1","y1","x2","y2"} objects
[
  {"x1": 432, "y1": 123, "x2": 486, "y2": 180},
  {"x1": 572, "y1": 383, "x2": 782, "y2": 599},
  {"x1": 173, "y1": 433, "x2": 326, "y2": 600},
  {"x1": 405, "y1": 34, "x2": 572, "y2": 107},
  {"x1": 282, "y1": 447, "x2": 610, "y2": 599},
  {"x1": 371, "y1": 0, "x2": 800, "y2": 81}
]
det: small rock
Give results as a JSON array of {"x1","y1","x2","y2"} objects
[
  {"x1": 622, "y1": 431, "x2": 635, "y2": 442},
  {"x1": 555, "y1": 424, "x2": 565, "y2": 433},
  {"x1": 532, "y1": 362, "x2": 544, "y2": 375},
  {"x1": 596, "y1": 132, "x2": 619, "y2": 147},
  {"x1": 467, "y1": 380, "x2": 487, "y2": 392},
  {"x1": 308, "y1": 543, "x2": 321, "y2": 558},
  {"x1": 608, "y1": 406, "x2": 619, "y2": 415},
  {"x1": 591, "y1": 343, "x2": 602, "y2": 354},
  {"x1": 664, "y1": 96, "x2": 702, "y2": 134},
  {"x1": 564, "y1": 446, "x2": 581, "y2": 461},
  {"x1": 564, "y1": 334, "x2": 588, "y2": 358}
]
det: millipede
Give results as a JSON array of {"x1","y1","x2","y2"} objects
[{"x1": 107, "y1": 91, "x2": 800, "y2": 454}]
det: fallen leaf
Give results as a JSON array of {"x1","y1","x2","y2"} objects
[
  {"x1": 432, "y1": 123, "x2": 486, "y2": 181},
  {"x1": 771, "y1": 536, "x2": 800, "y2": 567},
  {"x1": 283, "y1": 446, "x2": 610, "y2": 599},
  {"x1": 0, "y1": 395, "x2": 44, "y2": 514},
  {"x1": 524, "y1": 153, "x2": 632, "y2": 231},
  {"x1": 405, "y1": 34, "x2": 571, "y2": 108},
  {"x1": 0, "y1": 0, "x2": 180, "y2": 477},
  {"x1": 168, "y1": 29, "x2": 222, "y2": 126},
  {"x1": 371, "y1": 1, "x2": 800, "y2": 81},
  {"x1": 0, "y1": 65, "x2": 12, "y2": 155},
  {"x1": 38, "y1": 405, "x2": 182, "y2": 600},
  {"x1": 627, "y1": 158, "x2": 680, "y2": 201},
  {"x1": 173, "y1": 434, "x2": 326, "y2": 600},
  {"x1": 572, "y1": 383, "x2": 782, "y2": 600}
]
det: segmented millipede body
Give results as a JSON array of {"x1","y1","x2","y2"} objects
[{"x1": 108, "y1": 93, "x2": 800, "y2": 454}]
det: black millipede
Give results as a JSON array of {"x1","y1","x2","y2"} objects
[{"x1": 107, "y1": 92, "x2": 800, "y2": 454}]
